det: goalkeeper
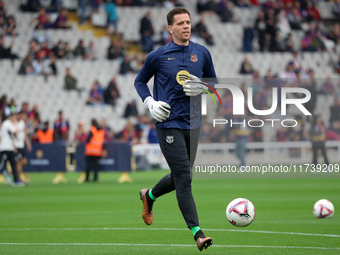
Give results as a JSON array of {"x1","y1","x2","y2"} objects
[{"x1": 134, "y1": 7, "x2": 217, "y2": 251}]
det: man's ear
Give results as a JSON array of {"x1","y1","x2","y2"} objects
[{"x1": 168, "y1": 25, "x2": 173, "y2": 34}]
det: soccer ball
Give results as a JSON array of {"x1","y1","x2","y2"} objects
[
  {"x1": 226, "y1": 198, "x2": 255, "y2": 227},
  {"x1": 313, "y1": 199, "x2": 334, "y2": 219}
]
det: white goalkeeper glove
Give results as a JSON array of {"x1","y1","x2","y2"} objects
[
  {"x1": 144, "y1": 96, "x2": 171, "y2": 122},
  {"x1": 183, "y1": 74, "x2": 207, "y2": 96}
]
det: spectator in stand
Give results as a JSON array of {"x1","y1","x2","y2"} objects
[
  {"x1": 32, "y1": 51, "x2": 52, "y2": 76},
  {"x1": 32, "y1": 7, "x2": 52, "y2": 29},
  {"x1": 49, "y1": 53, "x2": 58, "y2": 75},
  {"x1": 310, "y1": 115, "x2": 329, "y2": 166},
  {"x1": 277, "y1": 9, "x2": 291, "y2": 40},
  {"x1": 27, "y1": 39, "x2": 39, "y2": 59},
  {"x1": 105, "y1": 0, "x2": 119, "y2": 33},
  {"x1": 74, "y1": 120, "x2": 88, "y2": 143},
  {"x1": 312, "y1": 31, "x2": 327, "y2": 52},
  {"x1": 85, "y1": 41, "x2": 97, "y2": 61},
  {"x1": 239, "y1": 55, "x2": 253, "y2": 74},
  {"x1": 123, "y1": 100, "x2": 139, "y2": 119},
  {"x1": 91, "y1": 0, "x2": 100, "y2": 13},
  {"x1": 47, "y1": 0, "x2": 61, "y2": 12},
  {"x1": 139, "y1": 11, "x2": 154, "y2": 53},
  {"x1": 20, "y1": 102, "x2": 30, "y2": 116},
  {"x1": 332, "y1": 0, "x2": 340, "y2": 22},
  {"x1": 283, "y1": 33, "x2": 294, "y2": 52},
  {"x1": 251, "y1": 70, "x2": 265, "y2": 101},
  {"x1": 276, "y1": 126, "x2": 287, "y2": 142},
  {"x1": 119, "y1": 55, "x2": 136, "y2": 75},
  {"x1": 217, "y1": 0, "x2": 234, "y2": 23},
  {"x1": 0, "y1": 35, "x2": 19, "y2": 60},
  {"x1": 36, "y1": 40, "x2": 52, "y2": 59},
  {"x1": 303, "y1": 69, "x2": 317, "y2": 119},
  {"x1": 5, "y1": 15, "x2": 18, "y2": 36},
  {"x1": 54, "y1": 8, "x2": 71, "y2": 29},
  {"x1": 134, "y1": 115, "x2": 149, "y2": 143},
  {"x1": 334, "y1": 56, "x2": 340, "y2": 74},
  {"x1": 271, "y1": 32, "x2": 287, "y2": 52},
  {"x1": 73, "y1": 39, "x2": 86, "y2": 59},
  {"x1": 305, "y1": 3, "x2": 321, "y2": 22},
  {"x1": 254, "y1": 10, "x2": 266, "y2": 52},
  {"x1": 280, "y1": 62, "x2": 296, "y2": 85},
  {"x1": 26, "y1": 113, "x2": 39, "y2": 142},
  {"x1": 64, "y1": 68, "x2": 83, "y2": 94},
  {"x1": 33, "y1": 23, "x2": 51, "y2": 44},
  {"x1": 101, "y1": 118, "x2": 115, "y2": 143},
  {"x1": 199, "y1": 122, "x2": 212, "y2": 143},
  {"x1": 242, "y1": 23, "x2": 254, "y2": 52},
  {"x1": 288, "y1": 7, "x2": 303, "y2": 30},
  {"x1": 118, "y1": 120, "x2": 139, "y2": 144},
  {"x1": 264, "y1": 69, "x2": 274, "y2": 88},
  {"x1": 107, "y1": 39, "x2": 125, "y2": 60},
  {"x1": 301, "y1": 31, "x2": 316, "y2": 52},
  {"x1": 0, "y1": 15, "x2": 4, "y2": 30},
  {"x1": 51, "y1": 40, "x2": 64, "y2": 59},
  {"x1": 196, "y1": 0, "x2": 214, "y2": 14},
  {"x1": 290, "y1": 51, "x2": 303, "y2": 72},
  {"x1": 61, "y1": 41, "x2": 73, "y2": 59},
  {"x1": 193, "y1": 16, "x2": 214, "y2": 46},
  {"x1": 329, "y1": 23, "x2": 340, "y2": 46},
  {"x1": 330, "y1": 97, "x2": 340, "y2": 126},
  {"x1": 54, "y1": 110, "x2": 70, "y2": 142},
  {"x1": 104, "y1": 76, "x2": 120, "y2": 106},
  {"x1": 18, "y1": 55, "x2": 34, "y2": 75},
  {"x1": 86, "y1": 81, "x2": 104, "y2": 105},
  {"x1": 20, "y1": 0, "x2": 41, "y2": 12},
  {"x1": 320, "y1": 76, "x2": 335, "y2": 96},
  {"x1": 266, "y1": 10, "x2": 277, "y2": 51},
  {"x1": 232, "y1": 114, "x2": 251, "y2": 167},
  {"x1": 5, "y1": 98, "x2": 19, "y2": 116},
  {"x1": 0, "y1": 0, "x2": 6, "y2": 18},
  {"x1": 78, "y1": 0, "x2": 86, "y2": 25},
  {"x1": 146, "y1": 120, "x2": 158, "y2": 144},
  {"x1": 28, "y1": 104, "x2": 40, "y2": 122}
]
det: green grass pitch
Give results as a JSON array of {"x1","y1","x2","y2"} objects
[{"x1": 0, "y1": 170, "x2": 339, "y2": 254}]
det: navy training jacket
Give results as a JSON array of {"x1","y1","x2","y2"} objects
[{"x1": 134, "y1": 41, "x2": 217, "y2": 129}]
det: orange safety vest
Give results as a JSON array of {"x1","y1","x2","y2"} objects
[
  {"x1": 37, "y1": 129, "x2": 54, "y2": 143},
  {"x1": 85, "y1": 126, "x2": 105, "y2": 156}
]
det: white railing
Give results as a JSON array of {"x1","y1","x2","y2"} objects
[{"x1": 133, "y1": 141, "x2": 340, "y2": 168}]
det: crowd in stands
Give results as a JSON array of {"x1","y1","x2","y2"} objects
[
  {"x1": 0, "y1": 93, "x2": 158, "y2": 145},
  {"x1": 1, "y1": 0, "x2": 340, "y2": 147},
  {"x1": 215, "y1": 0, "x2": 340, "y2": 53},
  {"x1": 205, "y1": 50, "x2": 340, "y2": 144}
]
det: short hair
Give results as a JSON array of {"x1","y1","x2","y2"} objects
[{"x1": 167, "y1": 7, "x2": 190, "y2": 26}]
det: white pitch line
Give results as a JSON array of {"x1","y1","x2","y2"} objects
[
  {"x1": 0, "y1": 227, "x2": 339, "y2": 238},
  {"x1": 0, "y1": 243, "x2": 339, "y2": 250}
]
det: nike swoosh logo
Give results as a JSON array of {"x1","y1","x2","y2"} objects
[{"x1": 168, "y1": 57, "x2": 175, "y2": 60}]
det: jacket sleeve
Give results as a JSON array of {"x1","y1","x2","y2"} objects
[
  {"x1": 134, "y1": 50, "x2": 158, "y2": 102},
  {"x1": 202, "y1": 47, "x2": 218, "y2": 91}
]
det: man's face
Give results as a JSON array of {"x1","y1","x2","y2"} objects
[{"x1": 168, "y1": 13, "x2": 191, "y2": 45}]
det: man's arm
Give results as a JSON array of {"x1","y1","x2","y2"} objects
[
  {"x1": 25, "y1": 129, "x2": 32, "y2": 152},
  {"x1": 134, "y1": 51, "x2": 158, "y2": 101},
  {"x1": 134, "y1": 50, "x2": 171, "y2": 122},
  {"x1": 86, "y1": 131, "x2": 93, "y2": 143}
]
